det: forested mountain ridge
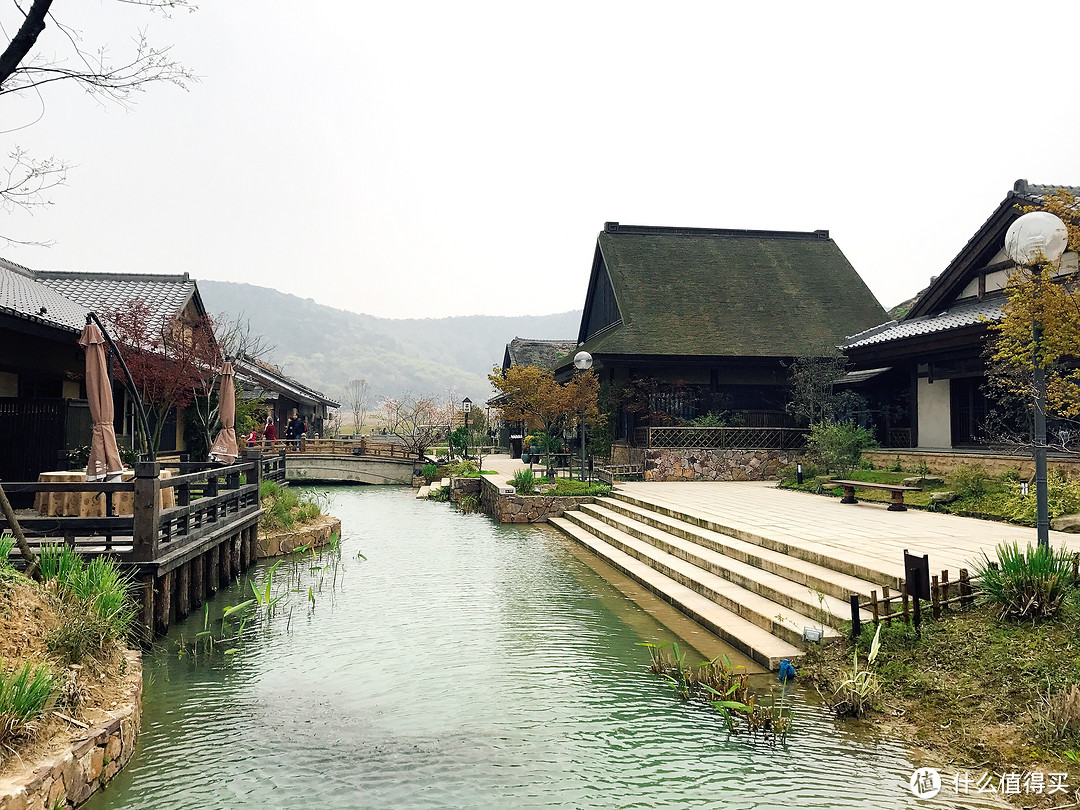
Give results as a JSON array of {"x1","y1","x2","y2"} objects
[{"x1": 199, "y1": 280, "x2": 581, "y2": 403}]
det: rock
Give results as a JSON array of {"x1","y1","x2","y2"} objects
[
  {"x1": 1051, "y1": 513, "x2": 1080, "y2": 533},
  {"x1": 902, "y1": 476, "x2": 945, "y2": 488},
  {"x1": 929, "y1": 490, "x2": 957, "y2": 504}
]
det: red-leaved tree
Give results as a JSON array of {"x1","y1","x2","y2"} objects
[{"x1": 102, "y1": 298, "x2": 219, "y2": 455}]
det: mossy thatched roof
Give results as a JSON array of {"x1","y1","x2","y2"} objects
[{"x1": 576, "y1": 224, "x2": 886, "y2": 359}]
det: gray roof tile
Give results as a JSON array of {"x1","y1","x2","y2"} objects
[
  {"x1": 0, "y1": 258, "x2": 89, "y2": 332},
  {"x1": 845, "y1": 297, "x2": 1004, "y2": 349},
  {"x1": 36, "y1": 271, "x2": 195, "y2": 328}
]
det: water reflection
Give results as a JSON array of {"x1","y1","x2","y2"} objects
[{"x1": 86, "y1": 487, "x2": 1005, "y2": 809}]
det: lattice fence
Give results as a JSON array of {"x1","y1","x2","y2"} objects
[{"x1": 644, "y1": 427, "x2": 807, "y2": 450}]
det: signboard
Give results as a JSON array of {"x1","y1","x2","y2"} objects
[{"x1": 904, "y1": 549, "x2": 931, "y2": 601}]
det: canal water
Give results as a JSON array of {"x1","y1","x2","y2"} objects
[{"x1": 85, "y1": 487, "x2": 1001, "y2": 809}]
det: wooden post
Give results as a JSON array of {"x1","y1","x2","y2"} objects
[
  {"x1": 176, "y1": 562, "x2": 191, "y2": 619},
  {"x1": 247, "y1": 525, "x2": 258, "y2": 566},
  {"x1": 931, "y1": 574, "x2": 941, "y2": 619},
  {"x1": 206, "y1": 473, "x2": 219, "y2": 523},
  {"x1": 940, "y1": 570, "x2": 950, "y2": 609},
  {"x1": 870, "y1": 589, "x2": 879, "y2": 626},
  {"x1": 221, "y1": 538, "x2": 232, "y2": 584},
  {"x1": 192, "y1": 553, "x2": 205, "y2": 608},
  {"x1": 240, "y1": 530, "x2": 250, "y2": 571},
  {"x1": 959, "y1": 568, "x2": 971, "y2": 609},
  {"x1": 139, "y1": 574, "x2": 155, "y2": 645},
  {"x1": 245, "y1": 449, "x2": 262, "y2": 509},
  {"x1": 231, "y1": 535, "x2": 241, "y2": 575},
  {"x1": 849, "y1": 594, "x2": 861, "y2": 640},
  {"x1": 132, "y1": 461, "x2": 161, "y2": 563},
  {"x1": 155, "y1": 571, "x2": 172, "y2": 636},
  {"x1": 208, "y1": 545, "x2": 220, "y2": 595},
  {"x1": 881, "y1": 585, "x2": 892, "y2": 626},
  {"x1": 901, "y1": 584, "x2": 910, "y2": 626}
]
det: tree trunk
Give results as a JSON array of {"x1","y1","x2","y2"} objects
[
  {"x1": 0, "y1": 0, "x2": 53, "y2": 89},
  {"x1": 0, "y1": 483, "x2": 40, "y2": 581}
]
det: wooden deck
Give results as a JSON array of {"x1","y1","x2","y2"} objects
[{"x1": 1, "y1": 450, "x2": 288, "y2": 641}]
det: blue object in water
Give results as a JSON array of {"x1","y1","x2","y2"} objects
[{"x1": 777, "y1": 659, "x2": 797, "y2": 681}]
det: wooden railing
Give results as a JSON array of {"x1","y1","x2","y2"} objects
[{"x1": 246, "y1": 437, "x2": 417, "y2": 460}]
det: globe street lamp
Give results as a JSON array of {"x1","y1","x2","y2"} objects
[
  {"x1": 462, "y1": 397, "x2": 472, "y2": 461},
  {"x1": 1004, "y1": 210, "x2": 1069, "y2": 550},
  {"x1": 574, "y1": 351, "x2": 593, "y2": 481}
]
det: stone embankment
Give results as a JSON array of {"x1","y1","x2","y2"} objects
[
  {"x1": 644, "y1": 449, "x2": 792, "y2": 482},
  {"x1": 257, "y1": 514, "x2": 342, "y2": 557},
  {"x1": 0, "y1": 651, "x2": 142, "y2": 810}
]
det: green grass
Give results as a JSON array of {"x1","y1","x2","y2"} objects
[
  {"x1": 0, "y1": 660, "x2": 58, "y2": 746},
  {"x1": 972, "y1": 542, "x2": 1076, "y2": 621},
  {"x1": 36, "y1": 544, "x2": 137, "y2": 659},
  {"x1": 510, "y1": 468, "x2": 536, "y2": 495},
  {"x1": 259, "y1": 481, "x2": 325, "y2": 531},
  {"x1": 543, "y1": 479, "x2": 612, "y2": 497}
]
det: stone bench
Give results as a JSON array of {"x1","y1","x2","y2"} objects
[{"x1": 829, "y1": 479, "x2": 922, "y2": 512}]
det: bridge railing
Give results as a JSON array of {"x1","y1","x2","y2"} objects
[{"x1": 244, "y1": 437, "x2": 417, "y2": 460}]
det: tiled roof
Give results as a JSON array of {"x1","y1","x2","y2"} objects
[
  {"x1": 845, "y1": 297, "x2": 1004, "y2": 349},
  {"x1": 576, "y1": 224, "x2": 887, "y2": 358},
  {"x1": 506, "y1": 338, "x2": 578, "y2": 370},
  {"x1": 36, "y1": 271, "x2": 196, "y2": 328},
  {"x1": 234, "y1": 354, "x2": 340, "y2": 408},
  {"x1": 0, "y1": 258, "x2": 89, "y2": 333},
  {"x1": 1013, "y1": 179, "x2": 1080, "y2": 202},
  {"x1": 836, "y1": 367, "x2": 892, "y2": 385}
]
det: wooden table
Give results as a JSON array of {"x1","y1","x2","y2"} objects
[
  {"x1": 35, "y1": 470, "x2": 176, "y2": 517},
  {"x1": 829, "y1": 479, "x2": 921, "y2": 512}
]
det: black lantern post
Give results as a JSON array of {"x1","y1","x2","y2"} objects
[{"x1": 462, "y1": 397, "x2": 472, "y2": 461}]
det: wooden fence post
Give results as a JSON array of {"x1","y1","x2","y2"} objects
[
  {"x1": 849, "y1": 594, "x2": 861, "y2": 640},
  {"x1": 931, "y1": 574, "x2": 941, "y2": 619},
  {"x1": 132, "y1": 461, "x2": 161, "y2": 563},
  {"x1": 959, "y1": 568, "x2": 972, "y2": 609},
  {"x1": 882, "y1": 585, "x2": 892, "y2": 626},
  {"x1": 940, "y1": 570, "x2": 950, "y2": 610},
  {"x1": 870, "y1": 589, "x2": 879, "y2": 626}
]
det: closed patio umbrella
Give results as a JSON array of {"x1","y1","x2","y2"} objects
[
  {"x1": 209, "y1": 360, "x2": 239, "y2": 464},
  {"x1": 79, "y1": 322, "x2": 124, "y2": 481}
]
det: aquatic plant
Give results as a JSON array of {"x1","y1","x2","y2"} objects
[
  {"x1": 510, "y1": 468, "x2": 536, "y2": 495},
  {"x1": 833, "y1": 624, "x2": 881, "y2": 717}
]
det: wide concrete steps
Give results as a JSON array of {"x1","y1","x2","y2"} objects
[
  {"x1": 575, "y1": 502, "x2": 872, "y2": 628},
  {"x1": 611, "y1": 491, "x2": 902, "y2": 589},
  {"x1": 560, "y1": 509, "x2": 840, "y2": 649},
  {"x1": 589, "y1": 498, "x2": 883, "y2": 604},
  {"x1": 550, "y1": 516, "x2": 805, "y2": 671}
]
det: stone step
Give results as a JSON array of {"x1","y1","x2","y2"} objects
[
  {"x1": 562, "y1": 510, "x2": 839, "y2": 650},
  {"x1": 578, "y1": 502, "x2": 872, "y2": 628},
  {"x1": 609, "y1": 491, "x2": 902, "y2": 590},
  {"x1": 550, "y1": 516, "x2": 805, "y2": 671},
  {"x1": 592, "y1": 497, "x2": 883, "y2": 604},
  {"x1": 416, "y1": 485, "x2": 430, "y2": 499}
]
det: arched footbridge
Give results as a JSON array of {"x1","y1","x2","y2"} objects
[{"x1": 260, "y1": 438, "x2": 422, "y2": 485}]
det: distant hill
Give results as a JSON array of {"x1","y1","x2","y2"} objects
[{"x1": 198, "y1": 281, "x2": 581, "y2": 404}]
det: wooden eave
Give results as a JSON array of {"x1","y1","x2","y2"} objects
[
  {"x1": 907, "y1": 193, "x2": 1022, "y2": 318},
  {"x1": 846, "y1": 322, "x2": 990, "y2": 366}
]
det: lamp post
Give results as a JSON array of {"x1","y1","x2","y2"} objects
[
  {"x1": 574, "y1": 351, "x2": 593, "y2": 481},
  {"x1": 1004, "y1": 210, "x2": 1069, "y2": 551},
  {"x1": 462, "y1": 397, "x2": 472, "y2": 461}
]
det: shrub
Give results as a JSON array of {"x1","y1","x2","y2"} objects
[
  {"x1": 806, "y1": 421, "x2": 876, "y2": 476},
  {"x1": 511, "y1": 468, "x2": 536, "y2": 495},
  {"x1": 972, "y1": 542, "x2": 1076, "y2": 621},
  {"x1": 0, "y1": 661, "x2": 58, "y2": 746},
  {"x1": 421, "y1": 463, "x2": 438, "y2": 480},
  {"x1": 688, "y1": 410, "x2": 734, "y2": 428},
  {"x1": 889, "y1": 456, "x2": 903, "y2": 472},
  {"x1": 546, "y1": 479, "x2": 611, "y2": 497},
  {"x1": 449, "y1": 460, "x2": 479, "y2": 477},
  {"x1": 947, "y1": 463, "x2": 990, "y2": 499},
  {"x1": 1001, "y1": 471, "x2": 1080, "y2": 526},
  {"x1": 910, "y1": 459, "x2": 932, "y2": 476}
]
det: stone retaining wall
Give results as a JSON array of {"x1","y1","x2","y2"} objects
[
  {"x1": 257, "y1": 514, "x2": 342, "y2": 557},
  {"x1": 478, "y1": 476, "x2": 594, "y2": 523},
  {"x1": 644, "y1": 448, "x2": 793, "y2": 482},
  {"x1": 0, "y1": 651, "x2": 142, "y2": 810},
  {"x1": 864, "y1": 449, "x2": 1080, "y2": 478}
]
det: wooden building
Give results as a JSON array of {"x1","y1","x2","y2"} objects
[
  {"x1": 555, "y1": 222, "x2": 887, "y2": 439},
  {"x1": 843, "y1": 180, "x2": 1080, "y2": 449}
]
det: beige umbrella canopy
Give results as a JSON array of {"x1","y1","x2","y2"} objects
[
  {"x1": 78, "y1": 322, "x2": 124, "y2": 481},
  {"x1": 209, "y1": 360, "x2": 239, "y2": 464}
]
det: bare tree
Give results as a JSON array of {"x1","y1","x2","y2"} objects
[
  {"x1": 380, "y1": 393, "x2": 445, "y2": 460},
  {"x1": 0, "y1": 0, "x2": 197, "y2": 242},
  {"x1": 344, "y1": 379, "x2": 369, "y2": 436}
]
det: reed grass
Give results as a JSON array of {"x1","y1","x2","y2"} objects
[
  {"x1": 0, "y1": 660, "x2": 58, "y2": 746},
  {"x1": 972, "y1": 542, "x2": 1075, "y2": 621}
]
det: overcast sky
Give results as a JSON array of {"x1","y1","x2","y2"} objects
[{"x1": 3, "y1": 1, "x2": 1080, "y2": 320}]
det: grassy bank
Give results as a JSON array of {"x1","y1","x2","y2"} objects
[{"x1": 803, "y1": 590, "x2": 1080, "y2": 806}]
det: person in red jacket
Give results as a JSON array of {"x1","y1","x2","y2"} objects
[{"x1": 264, "y1": 417, "x2": 277, "y2": 444}]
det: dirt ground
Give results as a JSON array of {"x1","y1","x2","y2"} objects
[{"x1": 0, "y1": 580, "x2": 140, "y2": 782}]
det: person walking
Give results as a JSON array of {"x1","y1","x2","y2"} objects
[{"x1": 264, "y1": 417, "x2": 277, "y2": 444}]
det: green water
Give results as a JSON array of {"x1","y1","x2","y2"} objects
[{"x1": 84, "y1": 486, "x2": 997, "y2": 809}]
